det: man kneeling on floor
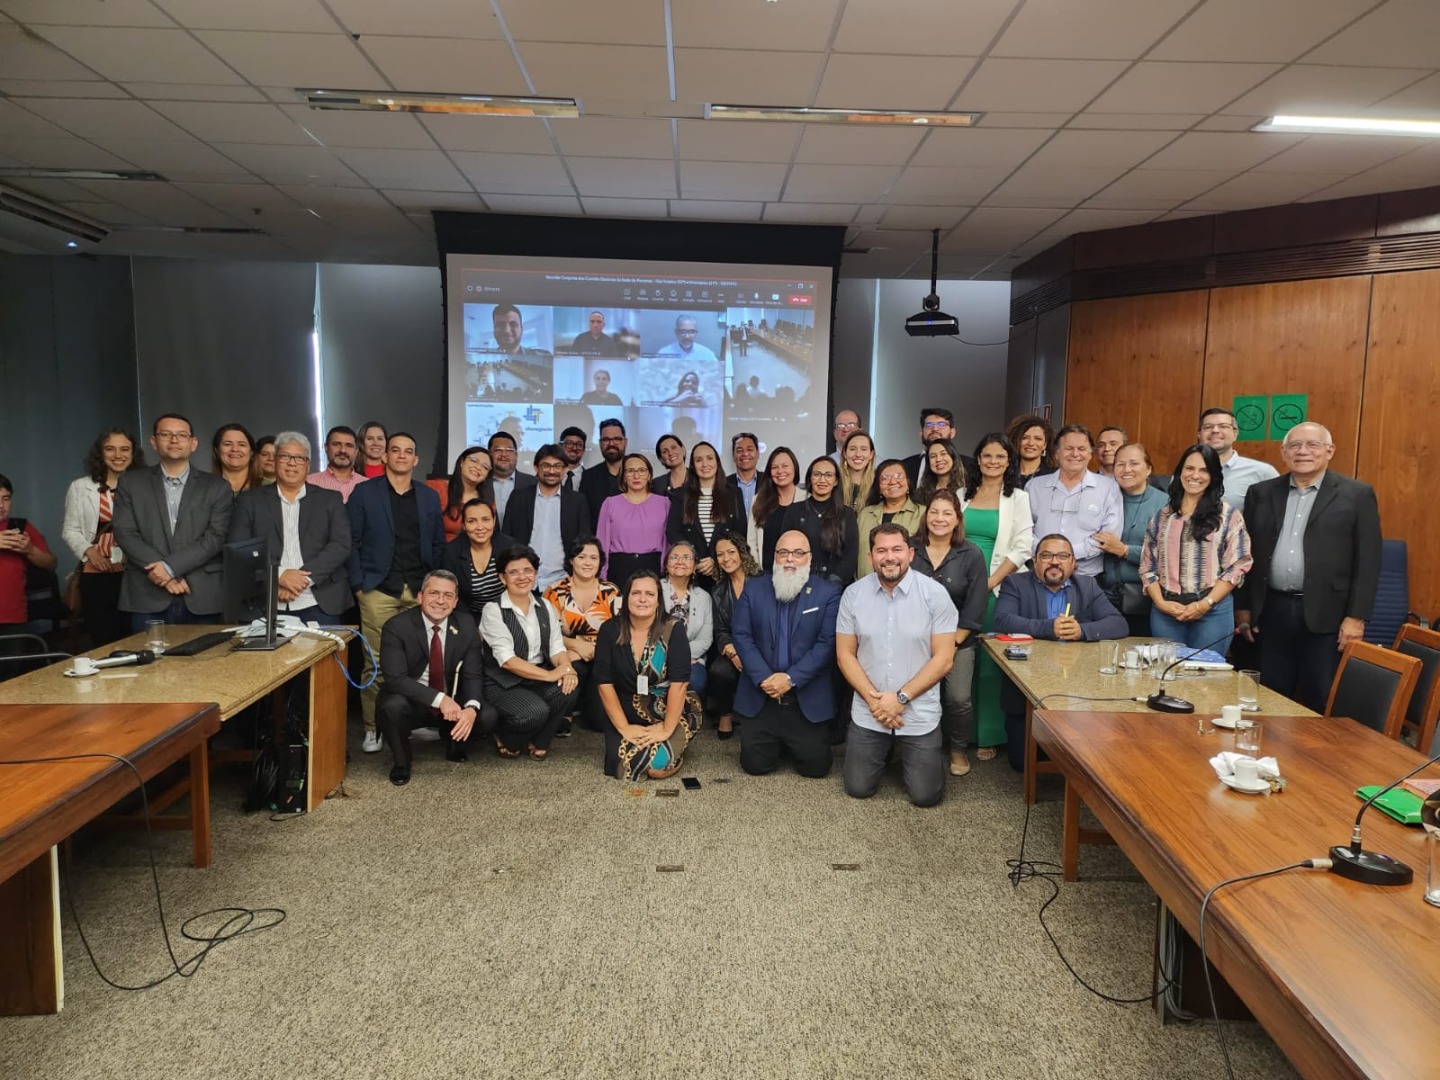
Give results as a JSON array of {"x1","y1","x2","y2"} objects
[
  {"x1": 378, "y1": 569, "x2": 495, "y2": 786},
  {"x1": 732, "y1": 529, "x2": 841, "y2": 778}
]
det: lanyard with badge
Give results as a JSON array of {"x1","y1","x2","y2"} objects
[{"x1": 634, "y1": 635, "x2": 662, "y2": 698}]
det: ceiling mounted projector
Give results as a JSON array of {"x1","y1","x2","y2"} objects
[{"x1": 905, "y1": 228, "x2": 958, "y2": 337}]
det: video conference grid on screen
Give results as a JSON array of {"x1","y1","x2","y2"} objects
[{"x1": 444, "y1": 254, "x2": 832, "y2": 472}]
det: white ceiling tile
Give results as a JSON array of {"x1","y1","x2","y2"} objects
[
  {"x1": 993, "y1": 0, "x2": 1196, "y2": 59},
  {"x1": 669, "y1": 199, "x2": 763, "y2": 221},
  {"x1": 833, "y1": 0, "x2": 1015, "y2": 56},
  {"x1": 887, "y1": 166, "x2": 1011, "y2": 204},
  {"x1": 420, "y1": 115, "x2": 557, "y2": 155},
  {"x1": 1068, "y1": 113, "x2": 1205, "y2": 129},
  {"x1": 1021, "y1": 208, "x2": 1165, "y2": 247},
  {"x1": 0, "y1": 79, "x2": 128, "y2": 98},
  {"x1": 783, "y1": 163, "x2": 901, "y2": 202},
  {"x1": 1081, "y1": 195, "x2": 1196, "y2": 211},
  {"x1": 679, "y1": 160, "x2": 788, "y2": 201},
  {"x1": 64, "y1": 201, "x2": 158, "y2": 227},
  {"x1": 567, "y1": 156, "x2": 675, "y2": 198},
  {"x1": 673, "y1": 0, "x2": 841, "y2": 52},
  {"x1": 481, "y1": 194, "x2": 584, "y2": 215},
  {"x1": 761, "y1": 202, "x2": 859, "y2": 224},
  {"x1": 71, "y1": 179, "x2": 244, "y2": 226},
  {"x1": 1305, "y1": 0, "x2": 1440, "y2": 68},
  {"x1": 0, "y1": 0, "x2": 172, "y2": 26},
  {"x1": 1366, "y1": 71, "x2": 1440, "y2": 116},
  {"x1": 1226, "y1": 65, "x2": 1431, "y2": 115},
  {"x1": 1193, "y1": 114, "x2": 1268, "y2": 131},
  {"x1": 324, "y1": 0, "x2": 503, "y2": 37},
  {"x1": 499, "y1": 0, "x2": 666, "y2": 45},
  {"x1": 450, "y1": 150, "x2": 575, "y2": 195},
  {"x1": 212, "y1": 143, "x2": 361, "y2": 182},
  {"x1": 0, "y1": 177, "x2": 93, "y2": 201},
  {"x1": 520, "y1": 43, "x2": 669, "y2": 100},
  {"x1": 552, "y1": 117, "x2": 672, "y2": 159},
  {"x1": 879, "y1": 205, "x2": 972, "y2": 229},
  {"x1": 280, "y1": 105, "x2": 436, "y2": 150},
  {"x1": 794, "y1": 126, "x2": 926, "y2": 165},
  {"x1": 22, "y1": 98, "x2": 191, "y2": 140},
  {"x1": 1181, "y1": 171, "x2": 1348, "y2": 210},
  {"x1": 1089, "y1": 62, "x2": 1281, "y2": 113},
  {"x1": 196, "y1": 30, "x2": 382, "y2": 87},
  {"x1": 909, "y1": 128, "x2": 1049, "y2": 168},
  {"x1": 988, "y1": 166, "x2": 1129, "y2": 204},
  {"x1": 33, "y1": 25, "x2": 244, "y2": 83},
  {"x1": 676, "y1": 119, "x2": 800, "y2": 163},
  {"x1": 1026, "y1": 130, "x2": 1177, "y2": 170},
  {"x1": 853, "y1": 205, "x2": 888, "y2": 224},
  {"x1": 847, "y1": 229, "x2": 933, "y2": 252},
  {"x1": 0, "y1": 25, "x2": 101, "y2": 80},
  {"x1": 815, "y1": 55, "x2": 975, "y2": 111},
  {"x1": 941, "y1": 207, "x2": 1068, "y2": 250},
  {"x1": 955, "y1": 59, "x2": 1130, "y2": 112},
  {"x1": 0, "y1": 99, "x2": 71, "y2": 138},
  {"x1": 88, "y1": 139, "x2": 254, "y2": 177},
  {"x1": 154, "y1": 101, "x2": 314, "y2": 144},
  {"x1": 580, "y1": 196, "x2": 669, "y2": 217},
  {"x1": 0, "y1": 137, "x2": 134, "y2": 169},
  {"x1": 333, "y1": 147, "x2": 469, "y2": 191},
  {"x1": 175, "y1": 182, "x2": 300, "y2": 212},
  {"x1": 1151, "y1": 0, "x2": 1378, "y2": 62},
  {"x1": 121, "y1": 82, "x2": 267, "y2": 102},
  {"x1": 1088, "y1": 168, "x2": 1236, "y2": 201},
  {"x1": 675, "y1": 48, "x2": 824, "y2": 104},
  {"x1": 359, "y1": 36, "x2": 529, "y2": 95},
  {"x1": 1252, "y1": 135, "x2": 1424, "y2": 174},
  {"x1": 274, "y1": 185, "x2": 392, "y2": 212},
  {"x1": 1142, "y1": 131, "x2": 1304, "y2": 170},
  {"x1": 974, "y1": 112, "x2": 1077, "y2": 129},
  {"x1": 154, "y1": 0, "x2": 340, "y2": 31},
  {"x1": 380, "y1": 189, "x2": 486, "y2": 212}
]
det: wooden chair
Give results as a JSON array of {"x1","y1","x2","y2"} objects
[
  {"x1": 1391, "y1": 624, "x2": 1440, "y2": 753},
  {"x1": 1323, "y1": 641, "x2": 1421, "y2": 741}
]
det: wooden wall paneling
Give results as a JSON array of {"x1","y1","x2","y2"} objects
[
  {"x1": 1358, "y1": 268, "x2": 1440, "y2": 619},
  {"x1": 1065, "y1": 291, "x2": 1208, "y2": 474},
  {"x1": 1201, "y1": 277, "x2": 1372, "y2": 476}
]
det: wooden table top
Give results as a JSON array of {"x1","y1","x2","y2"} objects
[
  {"x1": 0, "y1": 625, "x2": 346, "y2": 720},
  {"x1": 0, "y1": 701, "x2": 220, "y2": 883},
  {"x1": 1033, "y1": 709, "x2": 1440, "y2": 1080},
  {"x1": 983, "y1": 636, "x2": 1318, "y2": 717}
]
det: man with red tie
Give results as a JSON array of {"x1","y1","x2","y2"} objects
[{"x1": 377, "y1": 569, "x2": 493, "y2": 786}]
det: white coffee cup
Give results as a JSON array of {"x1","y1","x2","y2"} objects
[
  {"x1": 1233, "y1": 757, "x2": 1260, "y2": 785},
  {"x1": 72, "y1": 656, "x2": 98, "y2": 676},
  {"x1": 1221, "y1": 704, "x2": 1242, "y2": 726},
  {"x1": 1124, "y1": 649, "x2": 1140, "y2": 668}
]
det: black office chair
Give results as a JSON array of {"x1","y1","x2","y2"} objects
[
  {"x1": 1324, "y1": 641, "x2": 1421, "y2": 740},
  {"x1": 0, "y1": 633, "x2": 72, "y2": 682},
  {"x1": 1392, "y1": 624, "x2": 1440, "y2": 754}
]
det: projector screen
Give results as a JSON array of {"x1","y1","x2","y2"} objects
[{"x1": 444, "y1": 253, "x2": 833, "y2": 476}]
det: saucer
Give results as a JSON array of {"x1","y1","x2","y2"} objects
[
  {"x1": 1211, "y1": 714, "x2": 1236, "y2": 730},
  {"x1": 1220, "y1": 774, "x2": 1269, "y2": 794}
]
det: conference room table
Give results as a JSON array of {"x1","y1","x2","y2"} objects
[
  {"x1": 1032, "y1": 708, "x2": 1440, "y2": 1080},
  {"x1": 982, "y1": 637, "x2": 1315, "y2": 879},
  {"x1": 0, "y1": 701, "x2": 220, "y2": 1015},
  {"x1": 0, "y1": 625, "x2": 351, "y2": 813}
]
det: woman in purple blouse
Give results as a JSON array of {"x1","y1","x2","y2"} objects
[{"x1": 595, "y1": 453, "x2": 669, "y2": 585}]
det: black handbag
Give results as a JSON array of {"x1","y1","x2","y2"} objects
[{"x1": 1119, "y1": 580, "x2": 1149, "y2": 616}]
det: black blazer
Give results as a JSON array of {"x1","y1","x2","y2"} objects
[
  {"x1": 228, "y1": 483, "x2": 352, "y2": 615},
  {"x1": 788, "y1": 497, "x2": 859, "y2": 588},
  {"x1": 441, "y1": 531, "x2": 519, "y2": 619},
  {"x1": 903, "y1": 451, "x2": 975, "y2": 493},
  {"x1": 1237, "y1": 471, "x2": 1382, "y2": 634},
  {"x1": 580, "y1": 462, "x2": 624, "y2": 530},
  {"x1": 379, "y1": 606, "x2": 486, "y2": 709},
  {"x1": 501, "y1": 485, "x2": 590, "y2": 554},
  {"x1": 666, "y1": 486, "x2": 747, "y2": 574}
]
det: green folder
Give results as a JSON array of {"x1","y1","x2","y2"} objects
[{"x1": 1355, "y1": 786, "x2": 1424, "y2": 826}]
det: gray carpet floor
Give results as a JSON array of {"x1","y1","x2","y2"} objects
[{"x1": 2, "y1": 724, "x2": 1298, "y2": 1080}]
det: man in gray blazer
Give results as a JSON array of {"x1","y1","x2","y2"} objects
[
  {"x1": 112, "y1": 412, "x2": 234, "y2": 629},
  {"x1": 228, "y1": 431, "x2": 352, "y2": 623}
]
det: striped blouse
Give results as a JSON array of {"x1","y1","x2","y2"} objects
[{"x1": 1139, "y1": 501, "x2": 1253, "y2": 597}]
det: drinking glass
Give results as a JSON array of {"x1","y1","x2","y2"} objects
[
  {"x1": 1234, "y1": 717, "x2": 1262, "y2": 758},
  {"x1": 1426, "y1": 829, "x2": 1440, "y2": 909},
  {"x1": 1238, "y1": 669, "x2": 1260, "y2": 711},
  {"x1": 1098, "y1": 640, "x2": 1119, "y2": 675},
  {"x1": 145, "y1": 619, "x2": 168, "y2": 655}
]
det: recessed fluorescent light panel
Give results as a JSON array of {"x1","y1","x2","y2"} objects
[
  {"x1": 1254, "y1": 115, "x2": 1440, "y2": 137},
  {"x1": 300, "y1": 89, "x2": 579, "y2": 118},
  {"x1": 0, "y1": 167, "x2": 164, "y2": 181},
  {"x1": 708, "y1": 104, "x2": 981, "y2": 127}
]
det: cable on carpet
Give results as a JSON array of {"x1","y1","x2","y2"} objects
[{"x1": 0, "y1": 751, "x2": 285, "y2": 991}]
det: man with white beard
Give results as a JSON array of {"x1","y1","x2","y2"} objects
[
  {"x1": 836, "y1": 523, "x2": 958, "y2": 807},
  {"x1": 731, "y1": 529, "x2": 841, "y2": 778}
]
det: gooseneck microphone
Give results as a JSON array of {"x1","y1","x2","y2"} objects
[
  {"x1": 1146, "y1": 627, "x2": 1239, "y2": 714},
  {"x1": 1328, "y1": 748, "x2": 1440, "y2": 886}
]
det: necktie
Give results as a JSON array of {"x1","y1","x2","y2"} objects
[
  {"x1": 777, "y1": 600, "x2": 791, "y2": 672},
  {"x1": 428, "y1": 624, "x2": 444, "y2": 709}
]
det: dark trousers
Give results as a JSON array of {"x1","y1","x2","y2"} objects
[
  {"x1": 842, "y1": 722, "x2": 944, "y2": 807},
  {"x1": 485, "y1": 676, "x2": 579, "y2": 752},
  {"x1": 739, "y1": 697, "x2": 832, "y2": 778},
  {"x1": 377, "y1": 692, "x2": 497, "y2": 767},
  {"x1": 78, "y1": 572, "x2": 128, "y2": 647},
  {"x1": 572, "y1": 658, "x2": 605, "y2": 731},
  {"x1": 1258, "y1": 591, "x2": 1340, "y2": 711},
  {"x1": 708, "y1": 653, "x2": 740, "y2": 715},
  {"x1": 130, "y1": 596, "x2": 218, "y2": 631}
]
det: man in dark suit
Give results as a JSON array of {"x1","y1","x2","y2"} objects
[
  {"x1": 1236, "y1": 422, "x2": 1382, "y2": 711},
  {"x1": 501, "y1": 443, "x2": 590, "y2": 590},
  {"x1": 901, "y1": 407, "x2": 975, "y2": 491},
  {"x1": 732, "y1": 530, "x2": 842, "y2": 778},
  {"x1": 377, "y1": 569, "x2": 494, "y2": 786},
  {"x1": 994, "y1": 533, "x2": 1128, "y2": 770},
  {"x1": 346, "y1": 432, "x2": 445, "y2": 753},
  {"x1": 112, "y1": 411, "x2": 234, "y2": 628},
  {"x1": 580, "y1": 418, "x2": 627, "y2": 529},
  {"x1": 228, "y1": 431, "x2": 351, "y2": 623}
]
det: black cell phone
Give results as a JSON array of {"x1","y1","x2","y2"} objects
[
  {"x1": 1004, "y1": 646, "x2": 1029, "y2": 661},
  {"x1": 682, "y1": 777, "x2": 701, "y2": 790}
]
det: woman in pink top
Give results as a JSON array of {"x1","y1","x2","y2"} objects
[{"x1": 595, "y1": 453, "x2": 668, "y2": 585}]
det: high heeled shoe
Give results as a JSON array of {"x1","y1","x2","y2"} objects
[{"x1": 716, "y1": 715, "x2": 734, "y2": 740}]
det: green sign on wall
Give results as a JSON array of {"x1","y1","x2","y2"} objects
[
  {"x1": 1269, "y1": 394, "x2": 1308, "y2": 440},
  {"x1": 1232, "y1": 393, "x2": 1309, "y2": 441},
  {"x1": 1233, "y1": 395, "x2": 1268, "y2": 441}
]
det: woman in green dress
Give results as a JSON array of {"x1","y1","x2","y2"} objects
[{"x1": 959, "y1": 434, "x2": 1034, "y2": 760}]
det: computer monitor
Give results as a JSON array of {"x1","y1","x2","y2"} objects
[{"x1": 222, "y1": 536, "x2": 286, "y2": 651}]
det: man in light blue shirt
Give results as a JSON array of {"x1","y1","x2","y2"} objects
[
  {"x1": 655, "y1": 314, "x2": 718, "y2": 363},
  {"x1": 1197, "y1": 406, "x2": 1279, "y2": 505},
  {"x1": 836, "y1": 522, "x2": 958, "y2": 807},
  {"x1": 1027, "y1": 423, "x2": 1122, "y2": 578}
]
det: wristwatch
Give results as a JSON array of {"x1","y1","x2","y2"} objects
[{"x1": 896, "y1": 689, "x2": 911, "y2": 706}]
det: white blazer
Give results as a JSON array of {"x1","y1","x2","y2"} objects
[
  {"x1": 960, "y1": 488, "x2": 1031, "y2": 593},
  {"x1": 61, "y1": 476, "x2": 127, "y2": 565}
]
